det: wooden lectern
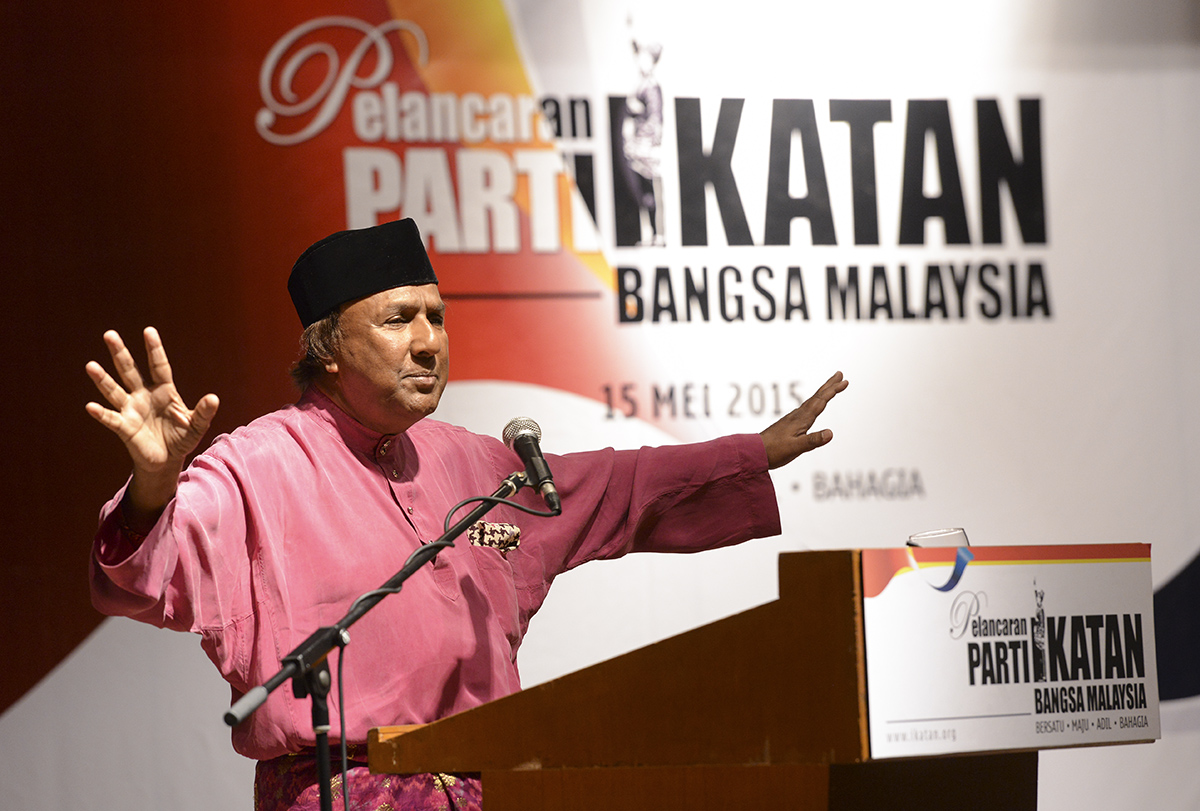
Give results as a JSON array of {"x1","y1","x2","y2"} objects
[{"x1": 368, "y1": 551, "x2": 1038, "y2": 809}]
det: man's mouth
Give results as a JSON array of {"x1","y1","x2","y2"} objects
[{"x1": 403, "y1": 369, "x2": 440, "y2": 383}]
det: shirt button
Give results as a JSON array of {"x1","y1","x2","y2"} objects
[
  {"x1": 390, "y1": 469, "x2": 399, "y2": 479},
  {"x1": 378, "y1": 439, "x2": 392, "y2": 456},
  {"x1": 407, "y1": 506, "x2": 414, "y2": 515}
]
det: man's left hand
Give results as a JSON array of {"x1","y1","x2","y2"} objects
[{"x1": 760, "y1": 371, "x2": 848, "y2": 469}]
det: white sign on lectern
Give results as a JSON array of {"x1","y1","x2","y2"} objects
[{"x1": 863, "y1": 543, "x2": 1160, "y2": 758}]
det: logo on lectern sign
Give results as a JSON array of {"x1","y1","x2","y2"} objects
[{"x1": 862, "y1": 544, "x2": 1159, "y2": 758}]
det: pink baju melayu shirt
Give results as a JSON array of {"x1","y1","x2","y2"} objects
[{"x1": 91, "y1": 387, "x2": 781, "y2": 761}]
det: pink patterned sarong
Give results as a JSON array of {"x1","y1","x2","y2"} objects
[{"x1": 254, "y1": 749, "x2": 482, "y2": 811}]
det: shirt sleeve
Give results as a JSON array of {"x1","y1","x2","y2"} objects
[
  {"x1": 508, "y1": 433, "x2": 781, "y2": 628},
  {"x1": 89, "y1": 452, "x2": 255, "y2": 638}
]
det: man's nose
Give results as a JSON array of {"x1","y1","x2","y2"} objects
[{"x1": 410, "y1": 317, "x2": 444, "y2": 355}]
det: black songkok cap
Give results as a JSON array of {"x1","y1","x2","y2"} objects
[{"x1": 288, "y1": 218, "x2": 438, "y2": 328}]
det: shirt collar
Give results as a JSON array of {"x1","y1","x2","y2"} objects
[{"x1": 298, "y1": 386, "x2": 399, "y2": 458}]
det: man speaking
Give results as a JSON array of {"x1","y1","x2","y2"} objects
[{"x1": 85, "y1": 218, "x2": 848, "y2": 811}]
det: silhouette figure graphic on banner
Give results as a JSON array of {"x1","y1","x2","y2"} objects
[{"x1": 618, "y1": 34, "x2": 665, "y2": 246}]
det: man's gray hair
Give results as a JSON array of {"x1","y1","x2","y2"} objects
[{"x1": 289, "y1": 309, "x2": 342, "y2": 390}]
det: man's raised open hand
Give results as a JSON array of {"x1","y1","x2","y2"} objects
[{"x1": 85, "y1": 327, "x2": 219, "y2": 522}]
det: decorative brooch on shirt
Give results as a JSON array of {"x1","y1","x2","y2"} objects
[{"x1": 468, "y1": 522, "x2": 521, "y2": 557}]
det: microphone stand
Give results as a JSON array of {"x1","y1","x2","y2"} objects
[{"x1": 224, "y1": 470, "x2": 531, "y2": 811}]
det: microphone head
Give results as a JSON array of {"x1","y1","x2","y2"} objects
[{"x1": 502, "y1": 416, "x2": 542, "y2": 448}]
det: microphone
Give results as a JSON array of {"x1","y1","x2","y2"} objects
[{"x1": 502, "y1": 417, "x2": 562, "y2": 514}]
